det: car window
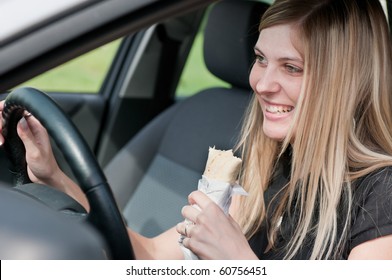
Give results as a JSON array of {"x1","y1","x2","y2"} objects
[
  {"x1": 176, "y1": 0, "x2": 279, "y2": 99},
  {"x1": 18, "y1": 39, "x2": 121, "y2": 94},
  {"x1": 176, "y1": 14, "x2": 229, "y2": 98}
]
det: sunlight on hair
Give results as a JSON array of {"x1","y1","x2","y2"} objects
[{"x1": 380, "y1": 0, "x2": 388, "y2": 22}]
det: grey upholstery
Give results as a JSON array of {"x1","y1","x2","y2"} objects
[
  {"x1": 104, "y1": 0, "x2": 269, "y2": 237},
  {"x1": 204, "y1": 0, "x2": 266, "y2": 89}
]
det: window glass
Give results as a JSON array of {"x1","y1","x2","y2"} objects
[
  {"x1": 177, "y1": 0, "x2": 277, "y2": 98},
  {"x1": 19, "y1": 39, "x2": 121, "y2": 93}
]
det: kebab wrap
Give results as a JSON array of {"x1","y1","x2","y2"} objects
[{"x1": 180, "y1": 147, "x2": 247, "y2": 259}]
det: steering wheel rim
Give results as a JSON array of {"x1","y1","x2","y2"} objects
[{"x1": 1, "y1": 87, "x2": 134, "y2": 260}]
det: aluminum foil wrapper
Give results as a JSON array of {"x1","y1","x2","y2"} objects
[{"x1": 179, "y1": 177, "x2": 247, "y2": 260}]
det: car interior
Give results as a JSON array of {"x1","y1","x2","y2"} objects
[
  {"x1": 18, "y1": 0, "x2": 391, "y2": 259},
  {"x1": 104, "y1": 0, "x2": 270, "y2": 238},
  {"x1": 2, "y1": 0, "x2": 392, "y2": 261},
  {"x1": 0, "y1": 0, "x2": 268, "y2": 259}
]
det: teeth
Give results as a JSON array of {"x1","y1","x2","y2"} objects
[{"x1": 266, "y1": 105, "x2": 293, "y2": 114}]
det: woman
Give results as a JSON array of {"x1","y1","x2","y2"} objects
[
  {"x1": 237, "y1": 0, "x2": 392, "y2": 259},
  {"x1": 1, "y1": 0, "x2": 392, "y2": 259}
]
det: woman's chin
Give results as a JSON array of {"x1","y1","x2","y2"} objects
[{"x1": 263, "y1": 124, "x2": 289, "y2": 142}]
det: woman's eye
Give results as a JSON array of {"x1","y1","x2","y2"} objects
[
  {"x1": 285, "y1": 64, "x2": 303, "y2": 74},
  {"x1": 255, "y1": 54, "x2": 267, "y2": 65}
]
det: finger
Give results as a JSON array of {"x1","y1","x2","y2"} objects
[
  {"x1": 17, "y1": 117, "x2": 40, "y2": 155},
  {"x1": 22, "y1": 113, "x2": 49, "y2": 140},
  {"x1": 24, "y1": 112, "x2": 32, "y2": 118},
  {"x1": 181, "y1": 205, "x2": 200, "y2": 223},
  {"x1": 17, "y1": 117, "x2": 33, "y2": 138},
  {"x1": 181, "y1": 236, "x2": 193, "y2": 249},
  {"x1": 176, "y1": 221, "x2": 195, "y2": 237},
  {"x1": 176, "y1": 222, "x2": 183, "y2": 235},
  {"x1": 181, "y1": 235, "x2": 201, "y2": 254},
  {"x1": 176, "y1": 222, "x2": 188, "y2": 236},
  {"x1": 188, "y1": 191, "x2": 214, "y2": 210},
  {"x1": 185, "y1": 222, "x2": 191, "y2": 237}
]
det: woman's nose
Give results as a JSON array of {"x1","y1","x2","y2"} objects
[{"x1": 254, "y1": 68, "x2": 281, "y2": 94}]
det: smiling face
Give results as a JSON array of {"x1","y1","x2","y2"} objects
[{"x1": 249, "y1": 24, "x2": 304, "y2": 141}]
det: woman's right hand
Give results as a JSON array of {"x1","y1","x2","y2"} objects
[
  {"x1": 0, "y1": 100, "x2": 62, "y2": 185},
  {"x1": 17, "y1": 113, "x2": 64, "y2": 186},
  {"x1": 0, "y1": 100, "x2": 89, "y2": 210}
]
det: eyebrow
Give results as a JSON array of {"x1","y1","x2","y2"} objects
[{"x1": 254, "y1": 46, "x2": 304, "y2": 64}]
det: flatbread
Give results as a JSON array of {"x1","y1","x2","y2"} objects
[{"x1": 202, "y1": 147, "x2": 242, "y2": 184}]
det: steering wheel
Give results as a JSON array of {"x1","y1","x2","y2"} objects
[{"x1": 1, "y1": 87, "x2": 134, "y2": 260}]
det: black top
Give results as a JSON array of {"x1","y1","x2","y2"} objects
[{"x1": 248, "y1": 152, "x2": 392, "y2": 259}]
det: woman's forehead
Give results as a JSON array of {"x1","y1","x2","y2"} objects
[{"x1": 256, "y1": 24, "x2": 304, "y2": 62}]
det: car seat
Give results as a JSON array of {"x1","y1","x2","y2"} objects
[{"x1": 104, "y1": 0, "x2": 269, "y2": 237}]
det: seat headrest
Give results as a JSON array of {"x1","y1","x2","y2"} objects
[{"x1": 204, "y1": 0, "x2": 269, "y2": 89}]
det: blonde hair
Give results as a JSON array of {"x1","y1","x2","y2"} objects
[{"x1": 236, "y1": 0, "x2": 392, "y2": 259}]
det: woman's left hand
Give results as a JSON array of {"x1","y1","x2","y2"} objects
[{"x1": 176, "y1": 190, "x2": 257, "y2": 260}]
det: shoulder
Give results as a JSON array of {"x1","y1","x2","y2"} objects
[
  {"x1": 359, "y1": 165, "x2": 392, "y2": 181},
  {"x1": 349, "y1": 166, "x2": 392, "y2": 251},
  {"x1": 353, "y1": 166, "x2": 392, "y2": 197},
  {"x1": 351, "y1": 166, "x2": 392, "y2": 214},
  {"x1": 352, "y1": 165, "x2": 392, "y2": 212}
]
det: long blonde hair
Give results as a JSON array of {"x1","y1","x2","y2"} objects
[{"x1": 236, "y1": 0, "x2": 392, "y2": 259}]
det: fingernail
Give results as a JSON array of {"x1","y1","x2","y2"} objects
[{"x1": 19, "y1": 117, "x2": 28, "y2": 131}]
